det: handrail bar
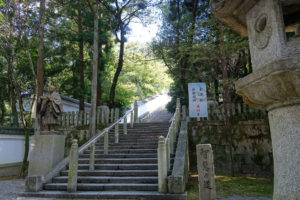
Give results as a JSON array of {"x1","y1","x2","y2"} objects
[{"x1": 44, "y1": 107, "x2": 134, "y2": 183}]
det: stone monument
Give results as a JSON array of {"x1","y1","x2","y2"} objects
[
  {"x1": 210, "y1": 0, "x2": 300, "y2": 199},
  {"x1": 26, "y1": 85, "x2": 65, "y2": 192}
]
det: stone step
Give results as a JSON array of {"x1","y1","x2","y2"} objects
[
  {"x1": 77, "y1": 163, "x2": 158, "y2": 170},
  {"x1": 85, "y1": 149, "x2": 157, "y2": 154},
  {"x1": 53, "y1": 176, "x2": 158, "y2": 184},
  {"x1": 79, "y1": 153, "x2": 157, "y2": 159},
  {"x1": 61, "y1": 169, "x2": 158, "y2": 177},
  {"x1": 78, "y1": 158, "x2": 158, "y2": 164},
  {"x1": 94, "y1": 145, "x2": 158, "y2": 150},
  {"x1": 44, "y1": 183, "x2": 158, "y2": 191},
  {"x1": 96, "y1": 141, "x2": 158, "y2": 145},
  {"x1": 21, "y1": 191, "x2": 187, "y2": 200}
]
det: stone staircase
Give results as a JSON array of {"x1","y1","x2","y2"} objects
[{"x1": 21, "y1": 122, "x2": 187, "y2": 199}]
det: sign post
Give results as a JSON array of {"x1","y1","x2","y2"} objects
[{"x1": 188, "y1": 83, "x2": 208, "y2": 119}]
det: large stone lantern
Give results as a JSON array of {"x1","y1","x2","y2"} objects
[{"x1": 210, "y1": 0, "x2": 300, "y2": 199}]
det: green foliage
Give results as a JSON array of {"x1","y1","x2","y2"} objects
[{"x1": 153, "y1": 0, "x2": 251, "y2": 111}]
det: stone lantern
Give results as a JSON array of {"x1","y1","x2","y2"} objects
[{"x1": 210, "y1": 0, "x2": 300, "y2": 199}]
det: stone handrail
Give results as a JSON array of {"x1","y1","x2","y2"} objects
[
  {"x1": 157, "y1": 98, "x2": 182, "y2": 193},
  {"x1": 168, "y1": 119, "x2": 189, "y2": 193},
  {"x1": 38, "y1": 108, "x2": 135, "y2": 192}
]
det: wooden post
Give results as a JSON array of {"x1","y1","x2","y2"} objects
[
  {"x1": 123, "y1": 115, "x2": 127, "y2": 135},
  {"x1": 114, "y1": 108, "x2": 119, "y2": 143},
  {"x1": 67, "y1": 139, "x2": 78, "y2": 192}
]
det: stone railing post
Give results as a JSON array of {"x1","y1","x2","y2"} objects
[
  {"x1": 166, "y1": 138, "x2": 170, "y2": 170},
  {"x1": 67, "y1": 139, "x2": 78, "y2": 193},
  {"x1": 96, "y1": 106, "x2": 101, "y2": 125},
  {"x1": 114, "y1": 108, "x2": 119, "y2": 143},
  {"x1": 176, "y1": 98, "x2": 180, "y2": 109},
  {"x1": 83, "y1": 111, "x2": 87, "y2": 125},
  {"x1": 104, "y1": 106, "x2": 109, "y2": 125},
  {"x1": 182, "y1": 105, "x2": 186, "y2": 120},
  {"x1": 75, "y1": 111, "x2": 79, "y2": 126},
  {"x1": 79, "y1": 111, "x2": 83, "y2": 126},
  {"x1": 62, "y1": 112, "x2": 66, "y2": 127},
  {"x1": 130, "y1": 110, "x2": 134, "y2": 128},
  {"x1": 134, "y1": 101, "x2": 138, "y2": 123},
  {"x1": 71, "y1": 112, "x2": 75, "y2": 126},
  {"x1": 158, "y1": 136, "x2": 167, "y2": 193},
  {"x1": 123, "y1": 115, "x2": 127, "y2": 135},
  {"x1": 66, "y1": 112, "x2": 70, "y2": 127},
  {"x1": 89, "y1": 142, "x2": 95, "y2": 171},
  {"x1": 196, "y1": 144, "x2": 216, "y2": 200},
  {"x1": 104, "y1": 130, "x2": 109, "y2": 155},
  {"x1": 169, "y1": 126, "x2": 174, "y2": 154},
  {"x1": 110, "y1": 108, "x2": 114, "y2": 123}
]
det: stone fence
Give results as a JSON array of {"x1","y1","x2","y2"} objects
[
  {"x1": 191, "y1": 103, "x2": 267, "y2": 121},
  {"x1": 188, "y1": 119, "x2": 272, "y2": 176}
]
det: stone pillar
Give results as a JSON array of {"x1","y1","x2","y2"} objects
[
  {"x1": 104, "y1": 130, "x2": 109, "y2": 155},
  {"x1": 110, "y1": 108, "x2": 114, "y2": 123},
  {"x1": 123, "y1": 115, "x2": 127, "y2": 135},
  {"x1": 196, "y1": 144, "x2": 216, "y2": 200},
  {"x1": 89, "y1": 142, "x2": 95, "y2": 171},
  {"x1": 210, "y1": 0, "x2": 300, "y2": 199},
  {"x1": 114, "y1": 108, "x2": 119, "y2": 143},
  {"x1": 96, "y1": 106, "x2": 101, "y2": 125},
  {"x1": 130, "y1": 110, "x2": 134, "y2": 128},
  {"x1": 157, "y1": 136, "x2": 167, "y2": 193},
  {"x1": 28, "y1": 134, "x2": 65, "y2": 176},
  {"x1": 176, "y1": 98, "x2": 180, "y2": 109},
  {"x1": 134, "y1": 101, "x2": 138, "y2": 123},
  {"x1": 67, "y1": 139, "x2": 78, "y2": 192},
  {"x1": 166, "y1": 138, "x2": 170, "y2": 170},
  {"x1": 182, "y1": 105, "x2": 187, "y2": 120}
]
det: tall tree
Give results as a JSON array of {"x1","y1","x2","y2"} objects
[
  {"x1": 36, "y1": 0, "x2": 46, "y2": 129},
  {"x1": 106, "y1": 0, "x2": 148, "y2": 107},
  {"x1": 78, "y1": 0, "x2": 85, "y2": 111},
  {"x1": 88, "y1": 0, "x2": 100, "y2": 137}
]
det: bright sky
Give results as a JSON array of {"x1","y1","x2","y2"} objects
[
  {"x1": 127, "y1": 5, "x2": 162, "y2": 44},
  {"x1": 127, "y1": 21, "x2": 161, "y2": 43}
]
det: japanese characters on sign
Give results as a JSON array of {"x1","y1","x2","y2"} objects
[{"x1": 188, "y1": 83, "x2": 208, "y2": 118}]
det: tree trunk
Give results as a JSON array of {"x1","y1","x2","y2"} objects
[
  {"x1": 97, "y1": 82, "x2": 102, "y2": 106},
  {"x1": 217, "y1": 21, "x2": 234, "y2": 177},
  {"x1": 36, "y1": 0, "x2": 45, "y2": 130},
  {"x1": 37, "y1": 0, "x2": 45, "y2": 99},
  {"x1": 78, "y1": 0, "x2": 85, "y2": 111},
  {"x1": 88, "y1": 1, "x2": 99, "y2": 138},
  {"x1": 7, "y1": 57, "x2": 19, "y2": 127},
  {"x1": 109, "y1": 26, "x2": 125, "y2": 108}
]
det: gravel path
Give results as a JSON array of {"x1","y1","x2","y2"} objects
[{"x1": 0, "y1": 179, "x2": 24, "y2": 200}]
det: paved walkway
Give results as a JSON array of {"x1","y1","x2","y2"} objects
[
  {"x1": 147, "y1": 106, "x2": 173, "y2": 122},
  {"x1": 0, "y1": 179, "x2": 24, "y2": 200}
]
